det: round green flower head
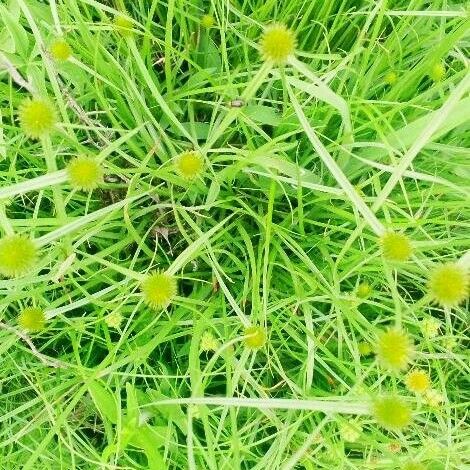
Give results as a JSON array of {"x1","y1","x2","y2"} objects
[
  {"x1": 380, "y1": 231, "x2": 413, "y2": 262},
  {"x1": 0, "y1": 234, "x2": 37, "y2": 278},
  {"x1": 385, "y1": 71, "x2": 398, "y2": 85},
  {"x1": 50, "y1": 39, "x2": 72, "y2": 61},
  {"x1": 427, "y1": 262, "x2": 468, "y2": 308},
  {"x1": 244, "y1": 326, "x2": 266, "y2": 349},
  {"x1": 174, "y1": 151, "x2": 204, "y2": 180},
  {"x1": 141, "y1": 271, "x2": 177, "y2": 309},
  {"x1": 18, "y1": 97, "x2": 57, "y2": 139},
  {"x1": 67, "y1": 156, "x2": 103, "y2": 191},
  {"x1": 18, "y1": 307, "x2": 46, "y2": 332},
  {"x1": 114, "y1": 14, "x2": 133, "y2": 36},
  {"x1": 260, "y1": 23, "x2": 296, "y2": 65},
  {"x1": 375, "y1": 328, "x2": 414, "y2": 373},
  {"x1": 356, "y1": 281, "x2": 372, "y2": 299},
  {"x1": 372, "y1": 395, "x2": 412, "y2": 430},
  {"x1": 201, "y1": 15, "x2": 214, "y2": 28},
  {"x1": 429, "y1": 61, "x2": 445, "y2": 82},
  {"x1": 405, "y1": 369, "x2": 430, "y2": 394}
]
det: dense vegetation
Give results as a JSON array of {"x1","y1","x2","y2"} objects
[{"x1": 0, "y1": 1, "x2": 469, "y2": 468}]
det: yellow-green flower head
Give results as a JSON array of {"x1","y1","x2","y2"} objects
[
  {"x1": 200, "y1": 331, "x2": 219, "y2": 352},
  {"x1": 244, "y1": 325, "x2": 266, "y2": 349},
  {"x1": 372, "y1": 395, "x2": 412, "y2": 430},
  {"x1": 260, "y1": 23, "x2": 296, "y2": 65},
  {"x1": 405, "y1": 369, "x2": 430, "y2": 394},
  {"x1": 429, "y1": 61, "x2": 445, "y2": 82},
  {"x1": 385, "y1": 71, "x2": 398, "y2": 85},
  {"x1": 427, "y1": 262, "x2": 468, "y2": 308},
  {"x1": 50, "y1": 39, "x2": 72, "y2": 61},
  {"x1": 420, "y1": 317, "x2": 441, "y2": 338},
  {"x1": 67, "y1": 156, "x2": 103, "y2": 191},
  {"x1": 18, "y1": 307, "x2": 46, "y2": 332},
  {"x1": 339, "y1": 422, "x2": 362, "y2": 442},
  {"x1": 356, "y1": 281, "x2": 372, "y2": 299},
  {"x1": 114, "y1": 14, "x2": 134, "y2": 36},
  {"x1": 0, "y1": 234, "x2": 37, "y2": 278},
  {"x1": 201, "y1": 14, "x2": 214, "y2": 28},
  {"x1": 141, "y1": 271, "x2": 177, "y2": 309},
  {"x1": 358, "y1": 341, "x2": 372, "y2": 356},
  {"x1": 174, "y1": 151, "x2": 204, "y2": 180},
  {"x1": 105, "y1": 311, "x2": 123, "y2": 329},
  {"x1": 375, "y1": 328, "x2": 414, "y2": 373},
  {"x1": 18, "y1": 97, "x2": 57, "y2": 139},
  {"x1": 380, "y1": 231, "x2": 413, "y2": 262}
]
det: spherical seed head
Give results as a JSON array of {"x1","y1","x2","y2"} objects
[
  {"x1": 200, "y1": 331, "x2": 219, "y2": 352},
  {"x1": 141, "y1": 271, "x2": 177, "y2": 309},
  {"x1": 380, "y1": 232, "x2": 413, "y2": 262},
  {"x1": 105, "y1": 311, "x2": 123, "y2": 328},
  {"x1": 260, "y1": 23, "x2": 296, "y2": 65},
  {"x1": 114, "y1": 15, "x2": 133, "y2": 36},
  {"x1": 67, "y1": 156, "x2": 103, "y2": 191},
  {"x1": 427, "y1": 262, "x2": 468, "y2": 308},
  {"x1": 429, "y1": 62, "x2": 445, "y2": 82},
  {"x1": 385, "y1": 71, "x2": 398, "y2": 85},
  {"x1": 244, "y1": 326, "x2": 266, "y2": 349},
  {"x1": 18, "y1": 307, "x2": 46, "y2": 332},
  {"x1": 358, "y1": 341, "x2": 372, "y2": 356},
  {"x1": 420, "y1": 317, "x2": 441, "y2": 338},
  {"x1": 373, "y1": 395, "x2": 412, "y2": 430},
  {"x1": 18, "y1": 98, "x2": 57, "y2": 139},
  {"x1": 405, "y1": 369, "x2": 430, "y2": 394},
  {"x1": 201, "y1": 15, "x2": 214, "y2": 28},
  {"x1": 356, "y1": 281, "x2": 372, "y2": 299},
  {"x1": 50, "y1": 39, "x2": 72, "y2": 61},
  {"x1": 375, "y1": 328, "x2": 414, "y2": 372},
  {"x1": 174, "y1": 151, "x2": 204, "y2": 180},
  {"x1": 339, "y1": 422, "x2": 362, "y2": 443},
  {"x1": 0, "y1": 235, "x2": 37, "y2": 278}
]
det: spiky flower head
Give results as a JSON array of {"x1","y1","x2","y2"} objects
[
  {"x1": 402, "y1": 461, "x2": 427, "y2": 470},
  {"x1": 429, "y1": 61, "x2": 445, "y2": 82},
  {"x1": 201, "y1": 15, "x2": 214, "y2": 28},
  {"x1": 114, "y1": 14, "x2": 134, "y2": 36},
  {"x1": 174, "y1": 151, "x2": 204, "y2": 180},
  {"x1": 375, "y1": 328, "x2": 414, "y2": 373},
  {"x1": 356, "y1": 281, "x2": 372, "y2": 299},
  {"x1": 67, "y1": 156, "x2": 103, "y2": 191},
  {"x1": 200, "y1": 331, "x2": 219, "y2": 352},
  {"x1": 380, "y1": 232, "x2": 413, "y2": 262},
  {"x1": 339, "y1": 422, "x2": 362, "y2": 442},
  {"x1": 141, "y1": 271, "x2": 177, "y2": 309},
  {"x1": 260, "y1": 23, "x2": 296, "y2": 65},
  {"x1": 50, "y1": 39, "x2": 72, "y2": 61},
  {"x1": 420, "y1": 317, "x2": 441, "y2": 338},
  {"x1": 427, "y1": 262, "x2": 468, "y2": 308},
  {"x1": 358, "y1": 341, "x2": 372, "y2": 356},
  {"x1": 18, "y1": 97, "x2": 57, "y2": 139},
  {"x1": 385, "y1": 71, "x2": 398, "y2": 85},
  {"x1": 18, "y1": 307, "x2": 46, "y2": 332},
  {"x1": 372, "y1": 395, "x2": 412, "y2": 430},
  {"x1": 105, "y1": 311, "x2": 123, "y2": 329},
  {"x1": 0, "y1": 234, "x2": 37, "y2": 278},
  {"x1": 244, "y1": 325, "x2": 266, "y2": 349},
  {"x1": 405, "y1": 369, "x2": 430, "y2": 394}
]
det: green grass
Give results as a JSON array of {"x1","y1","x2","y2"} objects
[{"x1": 0, "y1": 0, "x2": 469, "y2": 468}]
